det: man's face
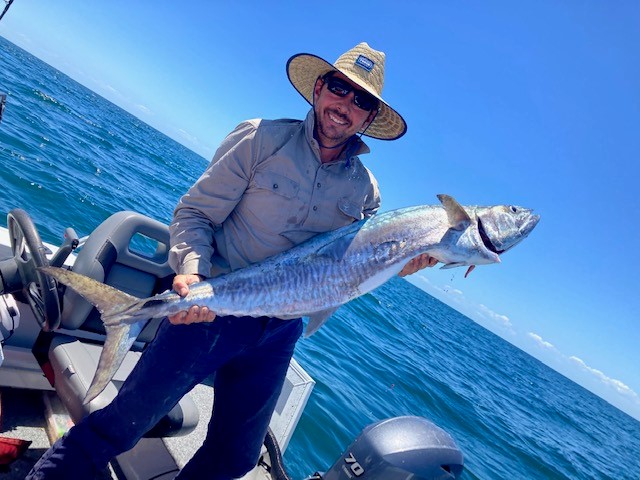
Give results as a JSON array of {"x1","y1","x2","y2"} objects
[{"x1": 313, "y1": 72, "x2": 376, "y2": 147}]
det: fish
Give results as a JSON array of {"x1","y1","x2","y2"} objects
[{"x1": 40, "y1": 194, "x2": 539, "y2": 404}]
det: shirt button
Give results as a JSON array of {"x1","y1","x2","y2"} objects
[
  {"x1": 273, "y1": 183, "x2": 278, "y2": 189},
  {"x1": 313, "y1": 206, "x2": 318, "y2": 211},
  {"x1": 317, "y1": 182, "x2": 321, "y2": 188}
]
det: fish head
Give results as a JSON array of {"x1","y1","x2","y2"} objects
[{"x1": 476, "y1": 205, "x2": 540, "y2": 256}]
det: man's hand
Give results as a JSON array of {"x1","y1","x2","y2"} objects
[
  {"x1": 399, "y1": 254, "x2": 438, "y2": 277},
  {"x1": 168, "y1": 274, "x2": 216, "y2": 325}
]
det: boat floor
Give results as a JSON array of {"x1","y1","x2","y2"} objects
[
  {"x1": 0, "y1": 387, "x2": 59, "y2": 479},
  {"x1": 0, "y1": 384, "x2": 274, "y2": 480},
  {"x1": 0, "y1": 387, "x2": 124, "y2": 479}
]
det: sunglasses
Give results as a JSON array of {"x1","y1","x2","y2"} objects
[{"x1": 322, "y1": 75, "x2": 380, "y2": 112}]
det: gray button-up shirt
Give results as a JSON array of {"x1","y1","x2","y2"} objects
[{"x1": 169, "y1": 109, "x2": 381, "y2": 278}]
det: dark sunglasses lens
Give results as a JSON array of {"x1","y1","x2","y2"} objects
[
  {"x1": 326, "y1": 78, "x2": 350, "y2": 97},
  {"x1": 354, "y1": 92, "x2": 378, "y2": 111},
  {"x1": 326, "y1": 77, "x2": 378, "y2": 111}
]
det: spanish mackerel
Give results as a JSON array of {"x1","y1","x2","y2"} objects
[{"x1": 40, "y1": 194, "x2": 539, "y2": 404}]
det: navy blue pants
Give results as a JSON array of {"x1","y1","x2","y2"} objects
[{"x1": 26, "y1": 315, "x2": 303, "y2": 479}]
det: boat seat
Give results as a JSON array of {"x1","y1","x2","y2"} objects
[{"x1": 41, "y1": 211, "x2": 199, "y2": 437}]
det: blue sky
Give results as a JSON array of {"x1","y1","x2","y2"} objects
[{"x1": 2, "y1": 1, "x2": 639, "y2": 420}]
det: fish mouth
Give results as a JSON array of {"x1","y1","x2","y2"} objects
[
  {"x1": 477, "y1": 218, "x2": 504, "y2": 255},
  {"x1": 522, "y1": 214, "x2": 541, "y2": 237}
]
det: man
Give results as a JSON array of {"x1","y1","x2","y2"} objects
[{"x1": 27, "y1": 42, "x2": 434, "y2": 480}]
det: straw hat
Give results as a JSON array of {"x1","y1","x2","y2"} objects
[{"x1": 286, "y1": 42, "x2": 407, "y2": 141}]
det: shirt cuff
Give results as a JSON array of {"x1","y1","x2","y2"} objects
[{"x1": 178, "y1": 258, "x2": 210, "y2": 278}]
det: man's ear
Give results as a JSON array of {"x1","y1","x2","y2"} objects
[{"x1": 312, "y1": 77, "x2": 323, "y2": 103}]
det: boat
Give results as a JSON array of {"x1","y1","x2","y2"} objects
[{"x1": 0, "y1": 206, "x2": 465, "y2": 478}]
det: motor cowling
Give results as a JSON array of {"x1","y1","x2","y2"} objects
[{"x1": 319, "y1": 416, "x2": 464, "y2": 480}]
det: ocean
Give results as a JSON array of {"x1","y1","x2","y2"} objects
[{"x1": 1, "y1": 35, "x2": 639, "y2": 480}]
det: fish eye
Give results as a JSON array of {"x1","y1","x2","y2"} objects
[{"x1": 510, "y1": 206, "x2": 518, "y2": 213}]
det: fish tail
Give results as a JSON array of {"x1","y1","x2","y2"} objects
[
  {"x1": 39, "y1": 266, "x2": 149, "y2": 403},
  {"x1": 83, "y1": 320, "x2": 147, "y2": 404},
  {"x1": 39, "y1": 266, "x2": 140, "y2": 325}
]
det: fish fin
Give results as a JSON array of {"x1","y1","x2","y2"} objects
[
  {"x1": 316, "y1": 230, "x2": 358, "y2": 260},
  {"x1": 39, "y1": 266, "x2": 139, "y2": 325},
  {"x1": 437, "y1": 194, "x2": 471, "y2": 230},
  {"x1": 464, "y1": 265, "x2": 476, "y2": 278},
  {"x1": 439, "y1": 262, "x2": 466, "y2": 270},
  {"x1": 83, "y1": 320, "x2": 147, "y2": 404},
  {"x1": 39, "y1": 267, "x2": 152, "y2": 406},
  {"x1": 304, "y1": 307, "x2": 340, "y2": 337}
]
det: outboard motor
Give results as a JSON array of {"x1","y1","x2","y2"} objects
[{"x1": 309, "y1": 416, "x2": 463, "y2": 480}]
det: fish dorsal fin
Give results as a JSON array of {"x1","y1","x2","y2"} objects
[
  {"x1": 437, "y1": 194, "x2": 471, "y2": 231},
  {"x1": 304, "y1": 307, "x2": 340, "y2": 337}
]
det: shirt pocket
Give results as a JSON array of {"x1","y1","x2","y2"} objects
[
  {"x1": 333, "y1": 196, "x2": 365, "y2": 228},
  {"x1": 244, "y1": 170, "x2": 303, "y2": 232},
  {"x1": 253, "y1": 170, "x2": 300, "y2": 199}
]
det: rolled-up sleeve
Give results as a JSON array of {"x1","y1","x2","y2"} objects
[{"x1": 169, "y1": 120, "x2": 258, "y2": 276}]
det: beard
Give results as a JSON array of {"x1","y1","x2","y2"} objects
[{"x1": 314, "y1": 107, "x2": 356, "y2": 146}]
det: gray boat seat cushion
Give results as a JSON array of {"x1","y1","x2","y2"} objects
[{"x1": 49, "y1": 333, "x2": 198, "y2": 437}]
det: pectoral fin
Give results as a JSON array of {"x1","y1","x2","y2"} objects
[
  {"x1": 440, "y1": 262, "x2": 465, "y2": 270},
  {"x1": 304, "y1": 307, "x2": 340, "y2": 337},
  {"x1": 439, "y1": 263, "x2": 476, "y2": 278}
]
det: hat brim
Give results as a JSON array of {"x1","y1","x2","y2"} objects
[{"x1": 286, "y1": 53, "x2": 407, "y2": 141}]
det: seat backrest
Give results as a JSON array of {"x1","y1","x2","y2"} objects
[{"x1": 60, "y1": 211, "x2": 173, "y2": 342}]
